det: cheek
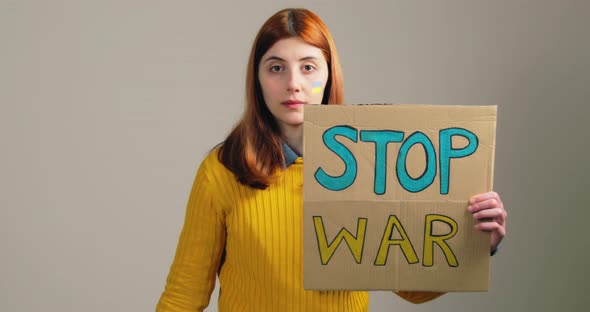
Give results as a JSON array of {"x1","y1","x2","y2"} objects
[
  {"x1": 308, "y1": 84, "x2": 325, "y2": 104},
  {"x1": 309, "y1": 73, "x2": 329, "y2": 102},
  {"x1": 260, "y1": 77, "x2": 279, "y2": 100}
]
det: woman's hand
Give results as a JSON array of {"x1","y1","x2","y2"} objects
[{"x1": 467, "y1": 191, "x2": 507, "y2": 253}]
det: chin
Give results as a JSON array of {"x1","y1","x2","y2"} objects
[
  {"x1": 281, "y1": 113, "x2": 304, "y2": 124},
  {"x1": 279, "y1": 118, "x2": 304, "y2": 128}
]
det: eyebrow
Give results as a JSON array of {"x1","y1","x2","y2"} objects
[{"x1": 262, "y1": 56, "x2": 320, "y2": 64}]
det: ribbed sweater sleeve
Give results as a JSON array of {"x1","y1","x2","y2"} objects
[{"x1": 157, "y1": 155, "x2": 226, "y2": 312}]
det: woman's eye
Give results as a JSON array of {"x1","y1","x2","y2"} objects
[
  {"x1": 303, "y1": 64, "x2": 315, "y2": 71},
  {"x1": 270, "y1": 65, "x2": 283, "y2": 72}
]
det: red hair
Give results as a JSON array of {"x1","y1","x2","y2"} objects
[{"x1": 219, "y1": 8, "x2": 344, "y2": 189}]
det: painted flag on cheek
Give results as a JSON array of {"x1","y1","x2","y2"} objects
[{"x1": 312, "y1": 81, "x2": 323, "y2": 94}]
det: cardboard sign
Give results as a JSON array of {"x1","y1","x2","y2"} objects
[{"x1": 303, "y1": 104, "x2": 497, "y2": 292}]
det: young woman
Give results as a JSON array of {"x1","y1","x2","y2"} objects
[{"x1": 156, "y1": 8, "x2": 507, "y2": 312}]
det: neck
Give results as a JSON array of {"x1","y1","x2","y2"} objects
[{"x1": 281, "y1": 125, "x2": 303, "y2": 156}]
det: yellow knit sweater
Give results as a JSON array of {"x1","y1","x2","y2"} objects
[{"x1": 157, "y1": 149, "x2": 443, "y2": 311}]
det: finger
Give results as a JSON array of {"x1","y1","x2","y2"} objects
[
  {"x1": 468, "y1": 198, "x2": 503, "y2": 213},
  {"x1": 472, "y1": 207, "x2": 505, "y2": 222},
  {"x1": 474, "y1": 222, "x2": 506, "y2": 236},
  {"x1": 469, "y1": 191, "x2": 502, "y2": 206}
]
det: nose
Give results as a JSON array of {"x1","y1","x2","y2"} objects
[{"x1": 287, "y1": 70, "x2": 302, "y2": 93}]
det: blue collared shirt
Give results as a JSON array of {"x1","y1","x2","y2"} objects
[{"x1": 282, "y1": 142, "x2": 301, "y2": 167}]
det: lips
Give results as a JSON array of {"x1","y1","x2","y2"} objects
[
  {"x1": 282, "y1": 100, "x2": 305, "y2": 105},
  {"x1": 281, "y1": 100, "x2": 305, "y2": 109}
]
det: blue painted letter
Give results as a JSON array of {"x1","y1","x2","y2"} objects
[
  {"x1": 314, "y1": 126, "x2": 358, "y2": 191},
  {"x1": 359, "y1": 130, "x2": 404, "y2": 195},
  {"x1": 396, "y1": 131, "x2": 437, "y2": 193},
  {"x1": 439, "y1": 128, "x2": 478, "y2": 194}
]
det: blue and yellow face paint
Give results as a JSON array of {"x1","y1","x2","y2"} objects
[{"x1": 311, "y1": 81, "x2": 323, "y2": 94}]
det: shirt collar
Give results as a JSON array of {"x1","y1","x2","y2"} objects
[{"x1": 282, "y1": 142, "x2": 301, "y2": 167}]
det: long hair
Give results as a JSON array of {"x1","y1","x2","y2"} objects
[{"x1": 219, "y1": 8, "x2": 344, "y2": 189}]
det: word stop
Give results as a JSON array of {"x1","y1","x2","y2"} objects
[{"x1": 314, "y1": 126, "x2": 479, "y2": 195}]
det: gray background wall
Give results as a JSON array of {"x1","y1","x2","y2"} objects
[{"x1": 1, "y1": 0, "x2": 588, "y2": 311}]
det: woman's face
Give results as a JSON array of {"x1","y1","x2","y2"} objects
[{"x1": 258, "y1": 37, "x2": 329, "y2": 133}]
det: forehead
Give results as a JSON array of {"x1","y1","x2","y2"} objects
[{"x1": 262, "y1": 37, "x2": 326, "y2": 62}]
